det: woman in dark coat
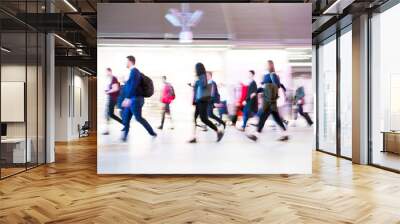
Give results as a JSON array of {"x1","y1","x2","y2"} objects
[{"x1": 189, "y1": 63, "x2": 224, "y2": 143}]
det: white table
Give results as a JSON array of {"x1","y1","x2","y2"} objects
[{"x1": 1, "y1": 138, "x2": 31, "y2": 163}]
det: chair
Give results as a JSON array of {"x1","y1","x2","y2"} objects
[{"x1": 78, "y1": 121, "x2": 90, "y2": 138}]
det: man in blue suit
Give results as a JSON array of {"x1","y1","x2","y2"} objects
[{"x1": 121, "y1": 55, "x2": 157, "y2": 142}]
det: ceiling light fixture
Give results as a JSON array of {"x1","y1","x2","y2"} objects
[
  {"x1": 63, "y1": 0, "x2": 78, "y2": 12},
  {"x1": 54, "y1": 34, "x2": 75, "y2": 48},
  {"x1": 323, "y1": 0, "x2": 354, "y2": 15},
  {"x1": 1, "y1": 47, "x2": 11, "y2": 53},
  {"x1": 165, "y1": 3, "x2": 203, "y2": 43}
]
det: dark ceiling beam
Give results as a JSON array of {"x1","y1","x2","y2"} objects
[
  {"x1": 0, "y1": 8, "x2": 37, "y2": 31},
  {"x1": 66, "y1": 13, "x2": 97, "y2": 46},
  {"x1": 86, "y1": 0, "x2": 97, "y2": 12},
  {"x1": 55, "y1": 55, "x2": 96, "y2": 72},
  {"x1": 11, "y1": 13, "x2": 84, "y2": 32},
  {"x1": 8, "y1": 12, "x2": 96, "y2": 47}
]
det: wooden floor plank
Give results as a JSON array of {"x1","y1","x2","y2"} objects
[{"x1": 0, "y1": 135, "x2": 400, "y2": 223}]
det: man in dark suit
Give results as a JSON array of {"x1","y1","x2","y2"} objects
[
  {"x1": 240, "y1": 70, "x2": 258, "y2": 131},
  {"x1": 121, "y1": 55, "x2": 156, "y2": 142}
]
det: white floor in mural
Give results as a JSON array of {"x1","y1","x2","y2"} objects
[{"x1": 97, "y1": 113, "x2": 313, "y2": 174}]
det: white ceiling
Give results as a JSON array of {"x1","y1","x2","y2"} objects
[{"x1": 98, "y1": 3, "x2": 311, "y2": 46}]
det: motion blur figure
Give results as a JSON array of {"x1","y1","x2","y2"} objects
[
  {"x1": 103, "y1": 68, "x2": 123, "y2": 135},
  {"x1": 230, "y1": 82, "x2": 247, "y2": 126},
  {"x1": 158, "y1": 76, "x2": 175, "y2": 130},
  {"x1": 247, "y1": 60, "x2": 289, "y2": 142},
  {"x1": 239, "y1": 70, "x2": 258, "y2": 131},
  {"x1": 206, "y1": 71, "x2": 225, "y2": 129},
  {"x1": 121, "y1": 55, "x2": 157, "y2": 142},
  {"x1": 189, "y1": 63, "x2": 224, "y2": 143},
  {"x1": 294, "y1": 86, "x2": 313, "y2": 126},
  {"x1": 215, "y1": 83, "x2": 229, "y2": 120}
]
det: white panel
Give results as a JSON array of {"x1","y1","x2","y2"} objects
[
  {"x1": 390, "y1": 73, "x2": 400, "y2": 130},
  {"x1": 1, "y1": 82, "x2": 25, "y2": 122}
]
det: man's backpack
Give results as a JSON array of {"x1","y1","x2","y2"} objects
[{"x1": 137, "y1": 72, "x2": 154, "y2": 98}]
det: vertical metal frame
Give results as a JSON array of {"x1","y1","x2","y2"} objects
[
  {"x1": 24, "y1": 0, "x2": 28, "y2": 172},
  {"x1": 72, "y1": 68, "x2": 75, "y2": 118},
  {"x1": 44, "y1": 0, "x2": 48, "y2": 165},
  {"x1": 367, "y1": 10, "x2": 373, "y2": 165},
  {"x1": 336, "y1": 25, "x2": 341, "y2": 157},
  {"x1": 316, "y1": 44, "x2": 320, "y2": 151},
  {"x1": 36, "y1": 0, "x2": 39, "y2": 168}
]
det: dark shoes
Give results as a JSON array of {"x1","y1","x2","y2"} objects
[
  {"x1": 237, "y1": 127, "x2": 245, "y2": 132},
  {"x1": 121, "y1": 135, "x2": 128, "y2": 142},
  {"x1": 121, "y1": 132, "x2": 157, "y2": 142},
  {"x1": 283, "y1": 120, "x2": 289, "y2": 126},
  {"x1": 247, "y1": 134, "x2": 258, "y2": 142},
  {"x1": 158, "y1": 126, "x2": 174, "y2": 130},
  {"x1": 278, "y1": 135, "x2": 289, "y2": 141},
  {"x1": 188, "y1": 138, "x2": 197, "y2": 143},
  {"x1": 217, "y1": 131, "x2": 224, "y2": 142},
  {"x1": 247, "y1": 134, "x2": 289, "y2": 142}
]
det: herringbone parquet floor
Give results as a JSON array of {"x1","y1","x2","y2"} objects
[{"x1": 1, "y1": 135, "x2": 400, "y2": 224}]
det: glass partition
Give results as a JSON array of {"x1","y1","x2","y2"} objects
[
  {"x1": 317, "y1": 36, "x2": 337, "y2": 154},
  {"x1": 27, "y1": 30, "x2": 38, "y2": 169},
  {"x1": 0, "y1": 2, "x2": 46, "y2": 179},
  {"x1": 38, "y1": 32, "x2": 45, "y2": 165},
  {"x1": 1, "y1": 30, "x2": 28, "y2": 178},
  {"x1": 339, "y1": 28, "x2": 352, "y2": 158},
  {"x1": 370, "y1": 3, "x2": 400, "y2": 171}
]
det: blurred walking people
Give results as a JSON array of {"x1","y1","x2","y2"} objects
[
  {"x1": 247, "y1": 60, "x2": 289, "y2": 141},
  {"x1": 230, "y1": 82, "x2": 247, "y2": 126},
  {"x1": 260, "y1": 63, "x2": 289, "y2": 126},
  {"x1": 206, "y1": 71, "x2": 226, "y2": 129},
  {"x1": 188, "y1": 82, "x2": 208, "y2": 132},
  {"x1": 121, "y1": 55, "x2": 157, "y2": 142},
  {"x1": 189, "y1": 63, "x2": 224, "y2": 143},
  {"x1": 102, "y1": 68, "x2": 123, "y2": 135},
  {"x1": 158, "y1": 76, "x2": 175, "y2": 130},
  {"x1": 239, "y1": 70, "x2": 258, "y2": 131},
  {"x1": 117, "y1": 73, "x2": 132, "y2": 131},
  {"x1": 294, "y1": 86, "x2": 313, "y2": 126},
  {"x1": 214, "y1": 83, "x2": 229, "y2": 120}
]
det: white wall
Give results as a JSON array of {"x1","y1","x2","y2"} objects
[
  {"x1": 1, "y1": 65, "x2": 35, "y2": 137},
  {"x1": 1, "y1": 63, "x2": 46, "y2": 164},
  {"x1": 55, "y1": 67, "x2": 89, "y2": 141}
]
